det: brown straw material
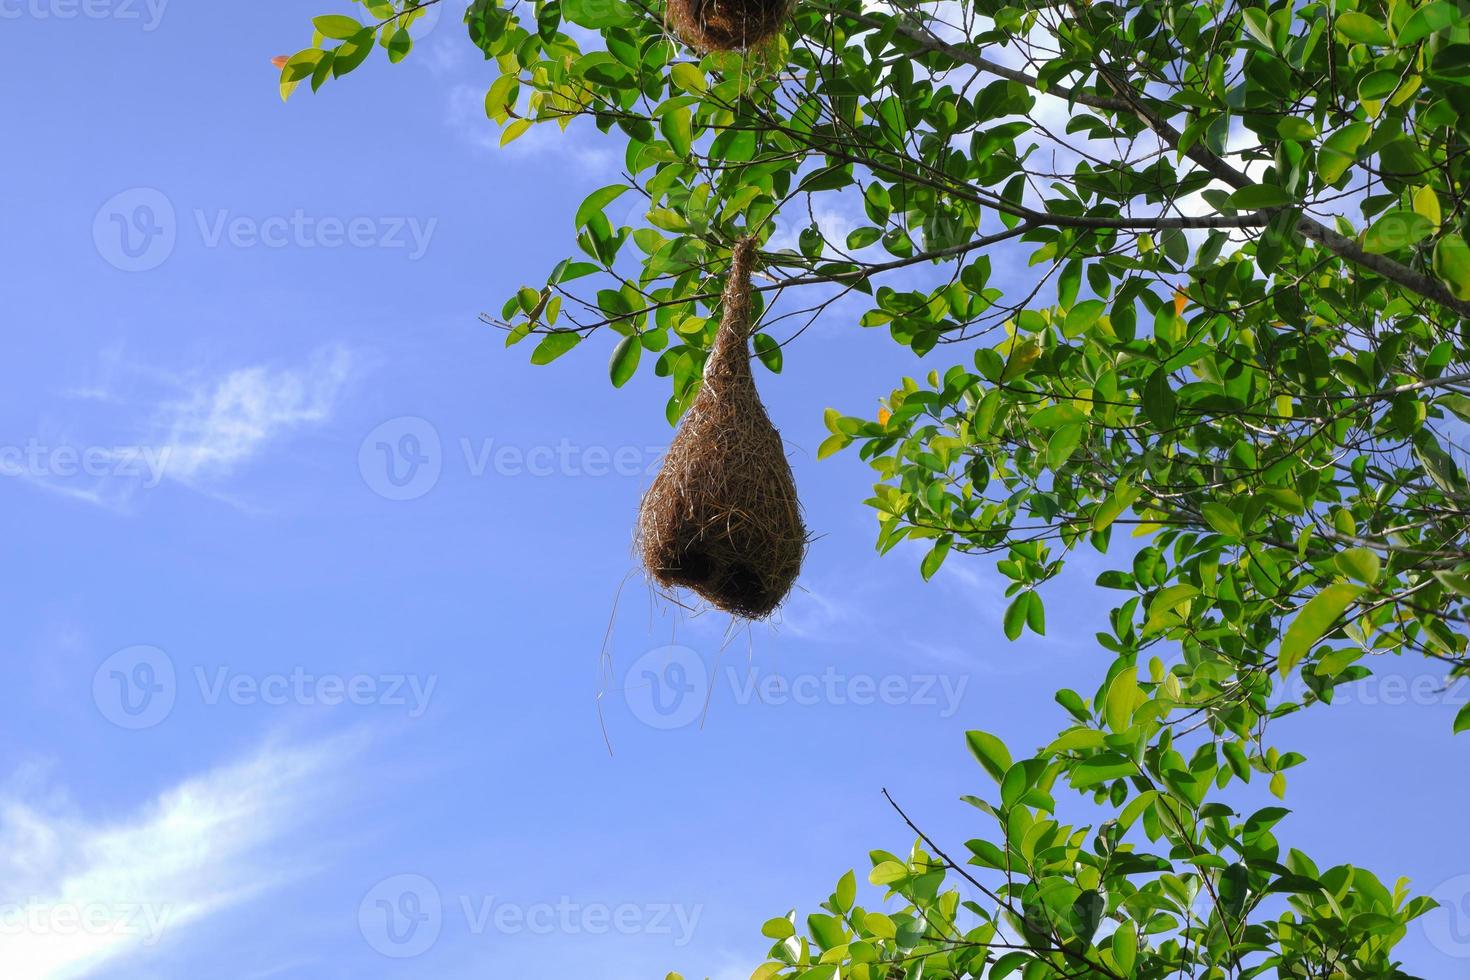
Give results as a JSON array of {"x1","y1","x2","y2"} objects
[
  {"x1": 636, "y1": 238, "x2": 806, "y2": 619},
  {"x1": 666, "y1": 0, "x2": 790, "y2": 51}
]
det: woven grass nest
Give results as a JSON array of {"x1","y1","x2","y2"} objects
[
  {"x1": 637, "y1": 238, "x2": 806, "y2": 619},
  {"x1": 666, "y1": 0, "x2": 790, "y2": 51}
]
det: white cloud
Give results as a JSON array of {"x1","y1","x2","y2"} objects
[
  {"x1": 17, "y1": 345, "x2": 356, "y2": 512},
  {"x1": 444, "y1": 84, "x2": 616, "y2": 173},
  {"x1": 149, "y1": 345, "x2": 353, "y2": 485},
  {"x1": 773, "y1": 582, "x2": 869, "y2": 641},
  {"x1": 0, "y1": 732, "x2": 365, "y2": 980}
]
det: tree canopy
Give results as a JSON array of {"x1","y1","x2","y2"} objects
[{"x1": 281, "y1": 0, "x2": 1470, "y2": 974}]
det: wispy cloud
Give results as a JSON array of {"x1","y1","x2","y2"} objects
[
  {"x1": 0, "y1": 731, "x2": 365, "y2": 980},
  {"x1": 18, "y1": 345, "x2": 356, "y2": 512},
  {"x1": 444, "y1": 84, "x2": 618, "y2": 173},
  {"x1": 774, "y1": 582, "x2": 871, "y2": 641},
  {"x1": 149, "y1": 345, "x2": 353, "y2": 485}
]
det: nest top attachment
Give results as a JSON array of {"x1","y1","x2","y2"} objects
[
  {"x1": 666, "y1": 0, "x2": 791, "y2": 52},
  {"x1": 636, "y1": 239, "x2": 807, "y2": 619}
]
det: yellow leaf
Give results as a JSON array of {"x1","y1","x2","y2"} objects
[
  {"x1": 1413, "y1": 185, "x2": 1442, "y2": 227},
  {"x1": 1000, "y1": 340, "x2": 1040, "y2": 381}
]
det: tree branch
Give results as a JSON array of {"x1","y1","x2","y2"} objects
[
  {"x1": 826, "y1": 5, "x2": 1470, "y2": 318},
  {"x1": 1092, "y1": 65, "x2": 1470, "y2": 318}
]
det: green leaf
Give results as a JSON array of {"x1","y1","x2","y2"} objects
[
  {"x1": 485, "y1": 74, "x2": 519, "y2": 121},
  {"x1": 331, "y1": 28, "x2": 376, "y2": 78},
  {"x1": 1063, "y1": 299, "x2": 1106, "y2": 338},
  {"x1": 1335, "y1": 547, "x2": 1381, "y2": 584},
  {"x1": 1454, "y1": 701, "x2": 1470, "y2": 734},
  {"x1": 609, "y1": 335, "x2": 640, "y2": 387},
  {"x1": 1241, "y1": 8, "x2": 1274, "y2": 47},
  {"x1": 530, "y1": 330, "x2": 581, "y2": 365},
  {"x1": 966, "y1": 730, "x2": 1012, "y2": 783},
  {"x1": 313, "y1": 14, "x2": 364, "y2": 38},
  {"x1": 1112, "y1": 927, "x2": 1138, "y2": 975},
  {"x1": 1363, "y1": 210, "x2": 1433, "y2": 253},
  {"x1": 278, "y1": 49, "x2": 327, "y2": 102},
  {"x1": 1278, "y1": 583, "x2": 1364, "y2": 676},
  {"x1": 385, "y1": 28, "x2": 412, "y2": 63},
  {"x1": 1142, "y1": 369, "x2": 1177, "y2": 429},
  {"x1": 1003, "y1": 592, "x2": 1028, "y2": 640},
  {"x1": 1318, "y1": 122, "x2": 1371, "y2": 183},
  {"x1": 1145, "y1": 584, "x2": 1200, "y2": 635},
  {"x1": 817, "y1": 433, "x2": 851, "y2": 459},
  {"x1": 1229, "y1": 184, "x2": 1291, "y2": 209},
  {"x1": 660, "y1": 106, "x2": 693, "y2": 158},
  {"x1": 920, "y1": 535, "x2": 952, "y2": 581},
  {"x1": 1219, "y1": 862, "x2": 1250, "y2": 919},
  {"x1": 1433, "y1": 235, "x2": 1470, "y2": 300},
  {"x1": 863, "y1": 912, "x2": 897, "y2": 939},
  {"x1": 1104, "y1": 669, "x2": 1142, "y2": 732},
  {"x1": 1046, "y1": 423, "x2": 1083, "y2": 469},
  {"x1": 1026, "y1": 590, "x2": 1045, "y2": 635},
  {"x1": 1336, "y1": 11, "x2": 1392, "y2": 45},
  {"x1": 670, "y1": 62, "x2": 707, "y2": 94},
  {"x1": 1201, "y1": 502, "x2": 1243, "y2": 539},
  {"x1": 833, "y1": 870, "x2": 856, "y2": 912},
  {"x1": 1413, "y1": 186, "x2": 1443, "y2": 227},
  {"x1": 561, "y1": 0, "x2": 634, "y2": 27},
  {"x1": 576, "y1": 184, "x2": 629, "y2": 230},
  {"x1": 868, "y1": 861, "x2": 907, "y2": 885},
  {"x1": 752, "y1": 333, "x2": 783, "y2": 373},
  {"x1": 1398, "y1": 1, "x2": 1457, "y2": 45},
  {"x1": 500, "y1": 119, "x2": 532, "y2": 146},
  {"x1": 761, "y1": 916, "x2": 796, "y2": 939},
  {"x1": 1358, "y1": 68, "x2": 1400, "y2": 100},
  {"x1": 1277, "y1": 117, "x2": 1316, "y2": 140}
]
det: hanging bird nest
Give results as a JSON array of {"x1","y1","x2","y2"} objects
[
  {"x1": 666, "y1": 0, "x2": 790, "y2": 52},
  {"x1": 636, "y1": 238, "x2": 806, "y2": 619}
]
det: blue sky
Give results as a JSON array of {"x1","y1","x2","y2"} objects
[{"x1": 2, "y1": 3, "x2": 1468, "y2": 978}]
